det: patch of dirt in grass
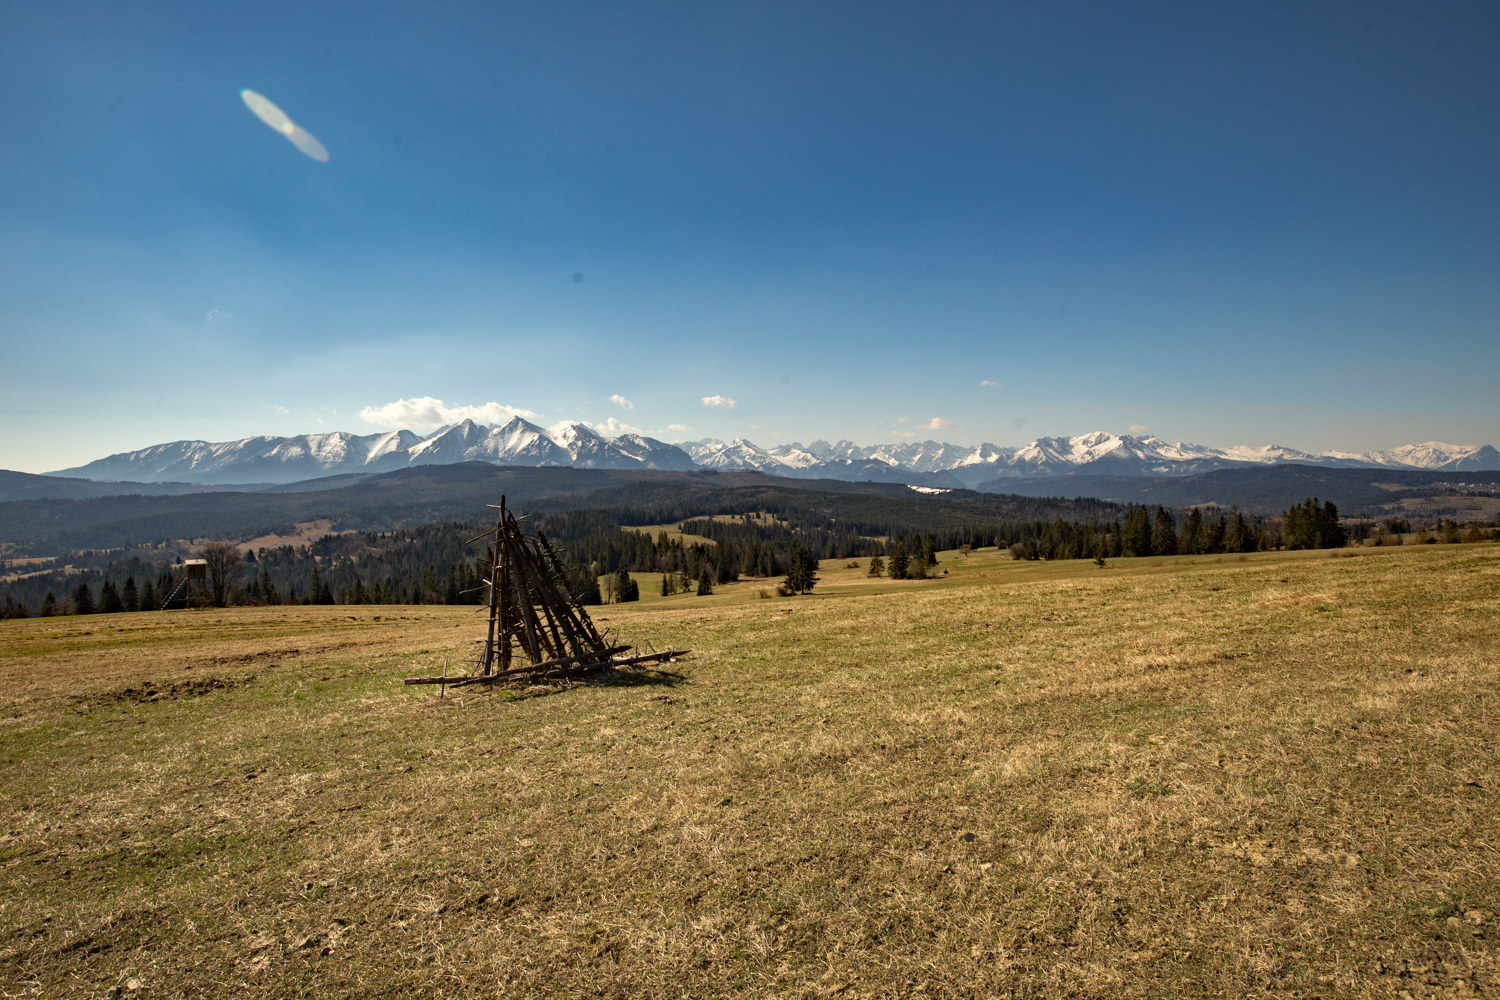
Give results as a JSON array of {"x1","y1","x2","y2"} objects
[{"x1": 95, "y1": 675, "x2": 254, "y2": 705}]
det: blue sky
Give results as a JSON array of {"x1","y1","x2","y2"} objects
[{"x1": 3, "y1": 1, "x2": 1498, "y2": 473}]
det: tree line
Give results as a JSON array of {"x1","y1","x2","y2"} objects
[{"x1": 4, "y1": 497, "x2": 1495, "y2": 619}]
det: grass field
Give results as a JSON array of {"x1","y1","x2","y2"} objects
[
  {"x1": 2, "y1": 544, "x2": 1498, "y2": 998},
  {"x1": 622, "y1": 513, "x2": 791, "y2": 549}
]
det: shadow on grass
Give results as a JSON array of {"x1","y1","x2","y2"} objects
[
  {"x1": 496, "y1": 666, "x2": 688, "y2": 702},
  {"x1": 596, "y1": 667, "x2": 687, "y2": 688}
]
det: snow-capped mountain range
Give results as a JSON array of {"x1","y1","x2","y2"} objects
[{"x1": 48, "y1": 423, "x2": 1500, "y2": 488}]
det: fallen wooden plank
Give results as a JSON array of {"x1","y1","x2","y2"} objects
[
  {"x1": 609, "y1": 649, "x2": 691, "y2": 667},
  {"x1": 405, "y1": 647, "x2": 689, "y2": 687},
  {"x1": 405, "y1": 644, "x2": 630, "y2": 685}
]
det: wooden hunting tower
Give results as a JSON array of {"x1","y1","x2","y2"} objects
[{"x1": 160, "y1": 559, "x2": 209, "y2": 609}]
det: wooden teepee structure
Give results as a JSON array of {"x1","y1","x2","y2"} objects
[{"x1": 406, "y1": 497, "x2": 686, "y2": 689}]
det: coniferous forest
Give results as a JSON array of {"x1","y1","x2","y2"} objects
[{"x1": 2, "y1": 493, "x2": 1494, "y2": 619}]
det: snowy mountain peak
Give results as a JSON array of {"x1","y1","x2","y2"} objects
[{"x1": 47, "y1": 428, "x2": 1499, "y2": 487}]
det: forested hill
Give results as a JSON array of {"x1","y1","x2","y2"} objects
[
  {"x1": 4, "y1": 487, "x2": 1302, "y2": 617},
  {"x1": 0, "y1": 470, "x2": 222, "y2": 502},
  {"x1": 0, "y1": 463, "x2": 1123, "y2": 557},
  {"x1": 987, "y1": 464, "x2": 1500, "y2": 516}
]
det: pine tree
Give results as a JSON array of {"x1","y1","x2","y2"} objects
[
  {"x1": 71, "y1": 582, "x2": 96, "y2": 615},
  {"x1": 121, "y1": 576, "x2": 139, "y2": 613},
  {"x1": 1122, "y1": 507, "x2": 1152, "y2": 557},
  {"x1": 1283, "y1": 501, "x2": 1313, "y2": 550},
  {"x1": 307, "y1": 566, "x2": 334, "y2": 605},
  {"x1": 1224, "y1": 510, "x2": 1248, "y2": 553},
  {"x1": 1205, "y1": 514, "x2": 1227, "y2": 554},
  {"x1": 696, "y1": 569, "x2": 713, "y2": 596},
  {"x1": 1178, "y1": 508, "x2": 1205, "y2": 555},
  {"x1": 1282, "y1": 498, "x2": 1343, "y2": 550},
  {"x1": 567, "y1": 564, "x2": 601, "y2": 606},
  {"x1": 888, "y1": 537, "x2": 910, "y2": 580},
  {"x1": 1319, "y1": 500, "x2": 1346, "y2": 549},
  {"x1": 613, "y1": 568, "x2": 639, "y2": 603},
  {"x1": 98, "y1": 580, "x2": 124, "y2": 614},
  {"x1": 1152, "y1": 508, "x2": 1178, "y2": 556},
  {"x1": 784, "y1": 546, "x2": 819, "y2": 595},
  {"x1": 138, "y1": 578, "x2": 157, "y2": 611},
  {"x1": 867, "y1": 554, "x2": 885, "y2": 577},
  {"x1": 40, "y1": 591, "x2": 59, "y2": 617}
]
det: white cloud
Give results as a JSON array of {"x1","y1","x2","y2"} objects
[
  {"x1": 272, "y1": 404, "x2": 290, "y2": 415},
  {"x1": 358, "y1": 396, "x2": 537, "y2": 430},
  {"x1": 591, "y1": 417, "x2": 642, "y2": 436},
  {"x1": 920, "y1": 417, "x2": 956, "y2": 430},
  {"x1": 980, "y1": 379, "x2": 996, "y2": 387},
  {"x1": 896, "y1": 416, "x2": 912, "y2": 424},
  {"x1": 1128, "y1": 424, "x2": 1152, "y2": 434},
  {"x1": 665, "y1": 423, "x2": 690, "y2": 432},
  {"x1": 609, "y1": 394, "x2": 634, "y2": 410},
  {"x1": 701, "y1": 394, "x2": 737, "y2": 409},
  {"x1": 889, "y1": 430, "x2": 918, "y2": 439}
]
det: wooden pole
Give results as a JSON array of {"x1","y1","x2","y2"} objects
[
  {"x1": 538, "y1": 531, "x2": 608, "y2": 648},
  {"x1": 498, "y1": 498, "x2": 512, "y2": 673}
]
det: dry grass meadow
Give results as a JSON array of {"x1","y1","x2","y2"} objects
[{"x1": 2, "y1": 543, "x2": 1498, "y2": 998}]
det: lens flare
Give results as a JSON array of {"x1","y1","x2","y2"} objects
[{"x1": 240, "y1": 89, "x2": 329, "y2": 163}]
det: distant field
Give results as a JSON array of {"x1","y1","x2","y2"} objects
[
  {"x1": 622, "y1": 512, "x2": 789, "y2": 548},
  {"x1": 1388, "y1": 496, "x2": 1500, "y2": 521},
  {"x1": 2, "y1": 545, "x2": 1498, "y2": 997},
  {"x1": 620, "y1": 522, "x2": 718, "y2": 546}
]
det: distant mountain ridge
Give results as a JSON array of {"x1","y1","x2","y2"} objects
[
  {"x1": 51, "y1": 418, "x2": 696, "y2": 485},
  {"x1": 682, "y1": 431, "x2": 1500, "y2": 487},
  {"x1": 47, "y1": 424, "x2": 1500, "y2": 488}
]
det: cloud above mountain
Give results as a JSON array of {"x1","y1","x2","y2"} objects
[
  {"x1": 701, "y1": 395, "x2": 737, "y2": 409},
  {"x1": 359, "y1": 397, "x2": 537, "y2": 431},
  {"x1": 571, "y1": 417, "x2": 643, "y2": 437},
  {"x1": 898, "y1": 416, "x2": 956, "y2": 430}
]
